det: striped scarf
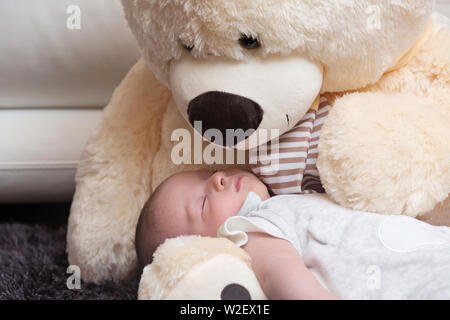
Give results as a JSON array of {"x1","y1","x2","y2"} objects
[{"x1": 250, "y1": 96, "x2": 331, "y2": 195}]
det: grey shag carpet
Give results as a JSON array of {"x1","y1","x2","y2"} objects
[{"x1": 0, "y1": 203, "x2": 138, "y2": 300}]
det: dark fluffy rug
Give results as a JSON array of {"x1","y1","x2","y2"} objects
[{"x1": 0, "y1": 203, "x2": 138, "y2": 300}]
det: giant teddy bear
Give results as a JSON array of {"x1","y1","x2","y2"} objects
[{"x1": 66, "y1": 0, "x2": 450, "y2": 298}]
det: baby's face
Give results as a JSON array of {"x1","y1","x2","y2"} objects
[{"x1": 154, "y1": 168, "x2": 270, "y2": 240}]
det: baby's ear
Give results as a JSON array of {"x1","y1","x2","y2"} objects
[{"x1": 137, "y1": 235, "x2": 267, "y2": 300}]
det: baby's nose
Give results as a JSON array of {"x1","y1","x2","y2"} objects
[{"x1": 211, "y1": 171, "x2": 226, "y2": 192}]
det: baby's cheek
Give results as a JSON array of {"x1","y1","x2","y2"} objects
[
  {"x1": 204, "y1": 218, "x2": 224, "y2": 237},
  {"x1": 212, "y1": 211, "x2": 228, "y2": 229},
  {"x1": 207, "y1": 197, "x2": 242, "y2": 233},
  {"x1": 250, "y1": 179, "x2": 270, "y2": 201},
  {"x1": 208, "y1": 208, "x2": 231, "y2": 232}
]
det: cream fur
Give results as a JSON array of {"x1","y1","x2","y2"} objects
[
  {"x1": 319, "y1": 15, "x2": 450, "y2": 216},
  {"x1": 67, "y1": 2, "x2": 449, "y2": 287},
  {"x1": 361, "y1": 13, "x2": 450, "y2": 111}
]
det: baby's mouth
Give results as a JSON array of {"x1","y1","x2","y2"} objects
[{"x1": 234, "y1": 176, "x2": 244, "y2": 192}]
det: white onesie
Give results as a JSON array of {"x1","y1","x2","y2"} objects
[{"x1": 217, "y1": 192, "x2": 450, "y2": 299}]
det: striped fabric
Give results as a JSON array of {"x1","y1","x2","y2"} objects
[{"x1": 250, "y1": 97, "x2": 332, "y2": 195}]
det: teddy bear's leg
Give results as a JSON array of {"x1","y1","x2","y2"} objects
[
  {"x1": 318, "y1": 92, "x2": 450, "y2": 218},
  {"x1": 66, "y1": 58, "x2": 172, "y2": 283}
]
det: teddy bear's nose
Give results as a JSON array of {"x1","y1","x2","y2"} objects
[{"x1": 188, "y1": 91, "x2": 263, "y2": 146}]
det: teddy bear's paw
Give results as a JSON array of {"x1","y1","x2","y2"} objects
[
  {"x1": 318, "y1": 92, "x2": 450, "y2": 217},
  {"x1": 138, "y1": 236, "x2": 267, "y2": 300},
  {"x1": 67, "y1": 191, "x2": 140, "y2": 284}
]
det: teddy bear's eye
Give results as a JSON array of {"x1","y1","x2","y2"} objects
[
  {"x1": 239, "y1": 34, "x2": 261, "y2": 50},
  {"x1": 183, "y1": 44, "x2": 194, "y2": 51},
  {"x1": 180, "y1": 40, "x2": 194, "y2": 52}
]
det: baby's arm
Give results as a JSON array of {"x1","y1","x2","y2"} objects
[{"x1": 244, "y1": 232, "x2": 339, "y2": 300}]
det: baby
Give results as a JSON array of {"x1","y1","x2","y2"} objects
[{"x1": 135, "y1": 169, "x2": 450, "y2": 300}]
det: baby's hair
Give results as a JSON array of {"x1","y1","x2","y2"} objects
[{"x1": 135, "y1": 181, "x2": 167, "y2": 271}]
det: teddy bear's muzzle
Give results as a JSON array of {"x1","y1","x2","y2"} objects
[{"x1": 188, "y1": 91, "x2": 264, "y2": 147}]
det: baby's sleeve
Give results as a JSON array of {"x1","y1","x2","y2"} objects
[{"x1": 217, "y1": 209, "x2": 300, "y2": 253}]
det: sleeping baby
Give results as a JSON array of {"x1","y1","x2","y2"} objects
[{"x1": 135, "y1": 168, "x2": 450, "y2": 300}]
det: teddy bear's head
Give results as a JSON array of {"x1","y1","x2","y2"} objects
[{"x1": 122, "y1": 0, "x2": 433, "y2": 149}]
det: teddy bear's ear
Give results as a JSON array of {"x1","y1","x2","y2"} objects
[
  {"x1": 120, "y1": 0, "x2": 173, "y2": 88},
  {"x1": 137, "y1": 236, "x2": 267, "y2": 300}
]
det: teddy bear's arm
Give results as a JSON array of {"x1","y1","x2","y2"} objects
[
  {"x1": 318, "y1": 16, "x2": 450, "y2": 220},
  {"x1": 318, "y1": 92, "x2": 450, "y2": 218},
  {"x1": 66, "y1": 58, "x2": 172, "y2": 283}
]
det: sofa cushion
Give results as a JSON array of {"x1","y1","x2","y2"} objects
[
  {"x1": 437, "y1": 1, "x2": 450, "y2": 18},
  {"x1": 0, "y1": 108, "x2": 102, "y2": 202},
  {"x1": 0, "y1": 0, "x2": 140, "y2": 109}
]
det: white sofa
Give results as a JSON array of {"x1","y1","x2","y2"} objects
[
  {"x1": 0, "y1": 0, "x2": 140, "y2": 202},
  {"x1": 0, "y1": 1, "x2": 449, "y2": 203}
]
